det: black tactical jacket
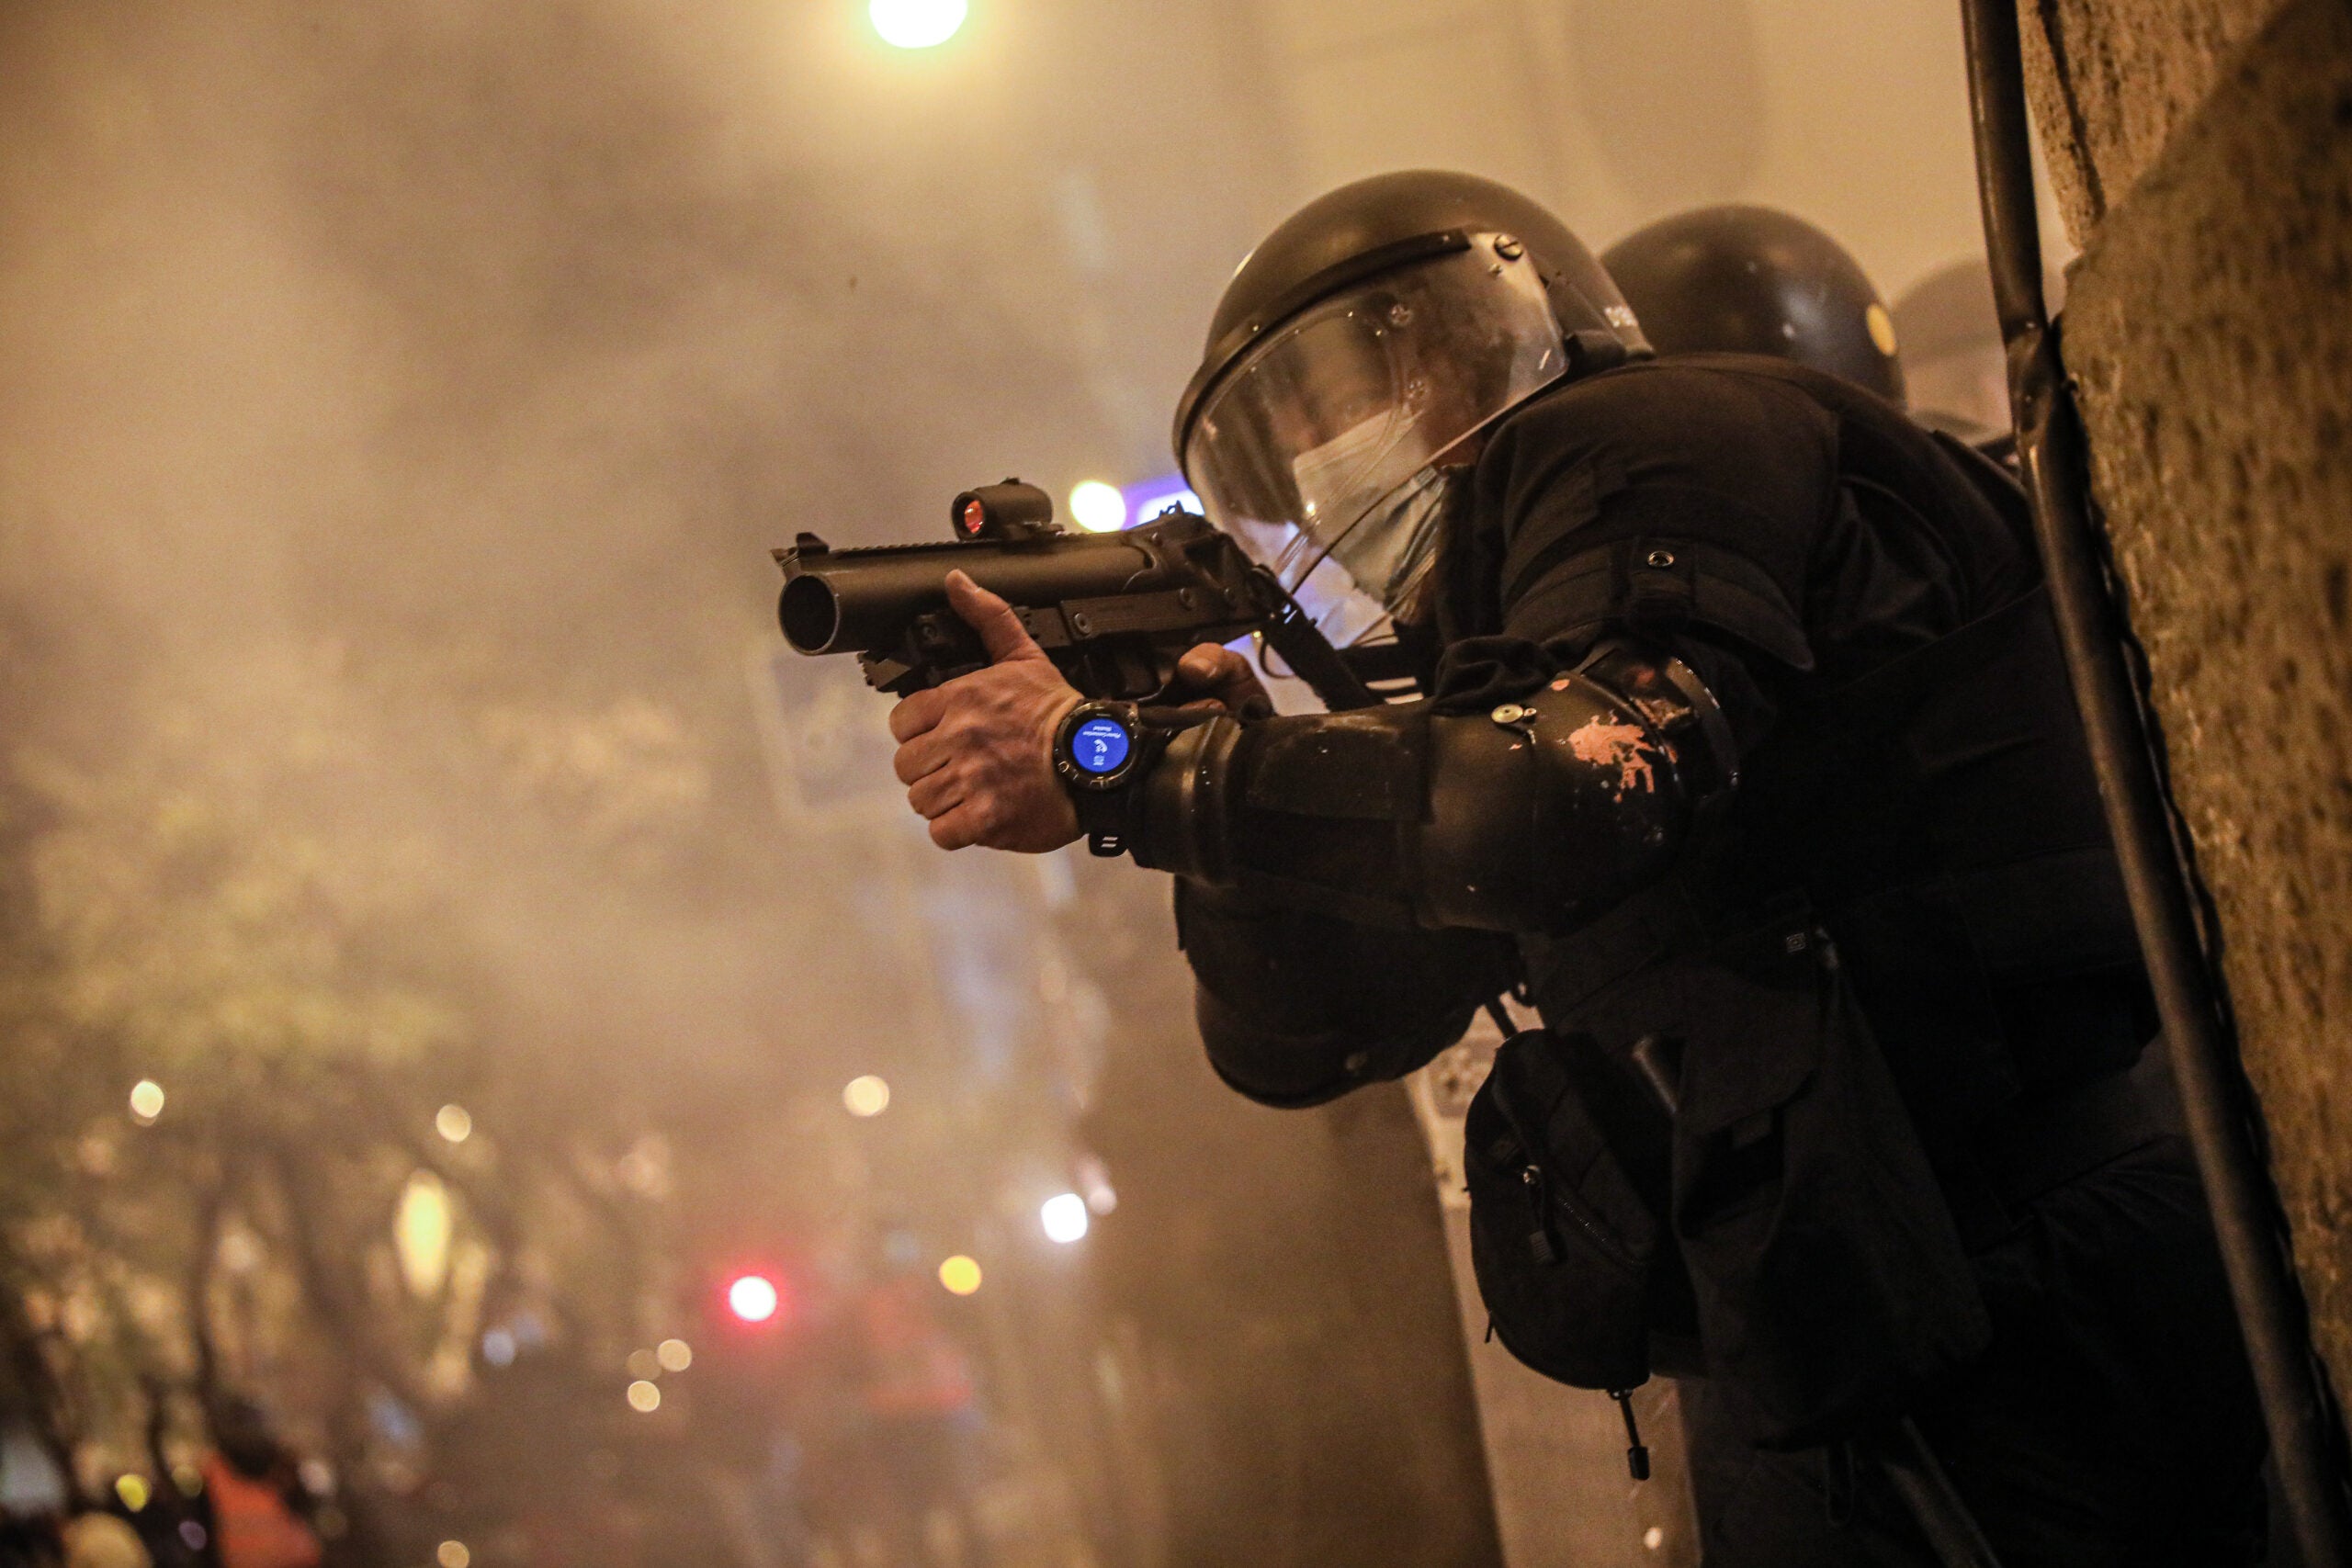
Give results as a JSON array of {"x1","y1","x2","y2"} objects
[{"x1": 1178, "y1": 351, "x2": 2147, "y2": 1138}]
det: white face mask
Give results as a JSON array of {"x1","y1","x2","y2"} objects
[
  {"x1": 1287, "y1": 405, "x2": 1416, "y2": 530},
  {"x1": 1334, "y1": 462, "x2": 1453, "y2": 611},
  {"x1": 1282, "y1": 462, "x2": 1461, "y2": 644}
]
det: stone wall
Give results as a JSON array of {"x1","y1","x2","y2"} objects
[
  {"x1": 2017, "y1": 0, "x2": 2352, "y2": 1393},
  {"x1": 2018, "y1": 0, "x2": 2281, "y2": 239}
]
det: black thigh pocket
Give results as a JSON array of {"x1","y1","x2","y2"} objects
[{"x1": 1464, "y1": 1027, "x2": 1664, "y2": 1392}]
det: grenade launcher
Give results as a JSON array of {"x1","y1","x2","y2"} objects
[{"x1": 773, "y1": 479, "x2": 1381, "y2": 709}]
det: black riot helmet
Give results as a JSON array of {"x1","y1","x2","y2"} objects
[
  {"x1": 1600, "y1": 204, "x2": 1906, "y2": 406},
  {"x1": 1174, "y1": 170, "x2": 1647, "y2": 641}
]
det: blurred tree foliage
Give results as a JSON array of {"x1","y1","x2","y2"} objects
[{"x1": 0, "y1": 643, "x2": 713, "y2": 1557}]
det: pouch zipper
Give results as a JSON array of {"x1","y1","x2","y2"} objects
[
  {"x1": 1528, "y1": 1155, "x2": 1645, "y2": 1275},
  {"x1": 1487, "y1": 1042, "x2": 1645, "y2": 1277}
]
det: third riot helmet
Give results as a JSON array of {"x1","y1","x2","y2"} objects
[
  {"x1": 1600, "y1": 204, "x2": 1905, "y2": 406},
  {"x1": 1173, "y1": 170, "x2": 1645, "y2": 642}
]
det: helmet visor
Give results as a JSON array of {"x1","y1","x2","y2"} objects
[{"x1": 1182, "y1": 240, "x2": 1567, "y2": 632}]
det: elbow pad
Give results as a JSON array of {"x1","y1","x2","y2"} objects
[{"x1": 1133, "y1": 646, "x2": 1735, "y2": 933}]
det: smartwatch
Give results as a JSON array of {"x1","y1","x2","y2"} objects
[{"x1": 1053, "y1": 701, "x2": 1159, "y2": 857}]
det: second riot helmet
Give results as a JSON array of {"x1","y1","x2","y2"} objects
[
  {"x1": 1173, "y1": 170, "x2": 1645, "y2": 641},
  {"x1": 1600, "y1": 204, "x2": 1905, "y2": 406}
]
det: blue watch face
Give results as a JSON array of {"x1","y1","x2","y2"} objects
[{"x1": 1070, "y1": 716, "x2": 1133, "y2": 775}]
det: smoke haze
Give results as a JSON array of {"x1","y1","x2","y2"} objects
[{"x1": 0, "y1": 5, "x2": 2015, "y2": 1562}]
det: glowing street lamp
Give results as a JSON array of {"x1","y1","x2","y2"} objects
[
  {"x1": 842, "y1": 1074, "x2": 890, "y2": 1117},
  {"x1": 1039, "y1": 1191, "x2": 1090, "y2": 1244},
  {"x1": 1069, "y1": 480, "x2": 1126, "y2": 533},
  {"x1": 727, "y1": 1273, "x2": 781, "y2": 1324},
  {"x1": 870, "y1": 0, "x2": 967, "y2": 50}
]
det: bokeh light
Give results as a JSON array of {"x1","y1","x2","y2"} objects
[
  {"x1": 437, "y1": 1543, "x2": 471, "y2": 1568},
  {"x1": 626, "y1": 1348, "x2": 661, "y2": 1381},
  {"x1": 127, "y1": 1079, "x2": 164, "y2": 1124},
  {"x1": 727, "y1": 1272, "x2": 780, "y2": 1323},
  {"x1": 393, "y1": 1171, "x2": 453, "y2": 1297},
  {"x1": 656, "y1": 1337, "x2": 693, "y2": 1372},
  {"x1": 937, "y1": 1254, "x2": 983, "y2": 1295},
  {"x1": 1069, "y1": 480, "x2": 1126, "y2": 533},
  {"x1": 870, "y1": 0, "x2": 967, "y2": 50},
  {"x1": 626, "y1": 1380, "x2": 661, "y2": 1413},
  {"x1": 435, "y1": 1103, "x2": 472, "y2": 1143},
  {"x1": 1040, "y1": 1191, "x2": 1089, "y2": 1244},
  {"x1": 842, "y1": 1074, "x2": 890, "y2": 1117},
  {"x1": 1078, "y1": 1153, "x2": 1118, "y2": 1214},
  {"x1": 115, "y1": 1475, "x2": 150, "y2": 1512}
]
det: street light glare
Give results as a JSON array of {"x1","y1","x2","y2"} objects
[
  {"x1": 842, "y1": 1074, "x2": 890, "y2": 1117},
  {"x1": 1040, "y1": 1191, "x2": 1090, "y2": 1244},
  {"x1": 1069, "y1": 480, "x2": 1126, "y2": 533},
  {"x1": 870, "y1": 0, "x2": 967, "y2": 50},
  {"x1": 727, "y1": 1273, "x2": 781, "y2": 1324}
]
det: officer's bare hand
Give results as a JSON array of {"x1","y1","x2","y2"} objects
[
  {"x1": 888, "y1": 571, "x2": 1082, "y2": 853},
  {"x1": 1172, "y1": 642, "x2": 1274, "y2": 718}
]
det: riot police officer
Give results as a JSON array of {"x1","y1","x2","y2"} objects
[
  {"x1": 1600, "y1": 203, "x2": 1905, "y2": 404},
  {"x1": 884, "y1": 171, "x2": 2265, "y2": 1565}
]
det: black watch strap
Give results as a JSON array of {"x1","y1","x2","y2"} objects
[{"x1": 1072, "y1": 784, "x2": 1138, "y2": 858}]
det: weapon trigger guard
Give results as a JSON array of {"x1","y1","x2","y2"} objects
[{"x1": 1140, "y1": 653, "x2": 1185, "y2": 707}]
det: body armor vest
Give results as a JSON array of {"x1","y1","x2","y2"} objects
[
  {"x1": 1474, "y1": 581, "x2": 2154, "y2": 1446},
  {"x1": 1457, "y1": 367, "x2": 2155, "y2": 1443}
]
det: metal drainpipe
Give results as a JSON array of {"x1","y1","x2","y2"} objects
[{"x1": 1955, "y1": 3, "x2": 2352, "y2": 1562}]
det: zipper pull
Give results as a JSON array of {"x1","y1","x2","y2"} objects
[
  {"x1": 1521, "y1": 1165, "x2": 1559, "y2": 1264},
  {"x1": 1610, "y1": 1389, "x2": 1651, "y2": 1482}
]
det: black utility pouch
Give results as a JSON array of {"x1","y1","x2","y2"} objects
[
  {"x1": 1671, "y1": 916, "x2": 1991, "y2": 1450},
  {"x1": 1464, "y1": 1027, "x2": 1662, "y2": 1392}
]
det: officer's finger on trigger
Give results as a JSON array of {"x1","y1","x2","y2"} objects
[{"x1": 1177, "y1": 642, "x2": 1236, "y2": 683}]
